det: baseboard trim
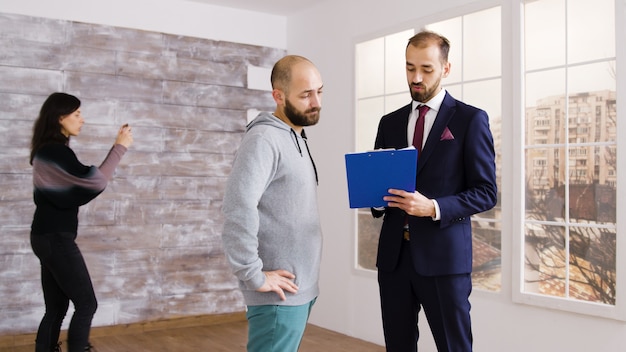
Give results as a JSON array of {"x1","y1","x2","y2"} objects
[{"x1": 0, "y1": 311, "x2": 246, "y2": 348}]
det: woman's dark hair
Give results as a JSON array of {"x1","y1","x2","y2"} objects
[{"x1": 30, "y1": 92, "x2": 81, "y2": 165}]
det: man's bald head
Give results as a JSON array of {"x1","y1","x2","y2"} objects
[{"x1": 271, "y1": 55, "x2": 315, "y2": 94}]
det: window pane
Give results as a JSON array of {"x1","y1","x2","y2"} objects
[
  {"x1": 568, "y1": 146, "x2": 616, "y2": 224},
  {"x1": 357, "y1": 210, "x2": 382, "y2": 271},
  {"x1": 445, "y1": 83, "x2": 463, "y2": 100},
  {"x1": 525, "y1": 147, "x2": 566, "y2": 221},
  {"x1": 525, "y1": 68, "x2": 566, "y2": 110},
  {"x1": 385, "y1": 30, "x2": 414, "y2": 95},
  {"x1": 568, "y1": 61, "x2": 616, "y2": 97},
  {"x1": 525, "y1": 69, "x2": 566, "y2": 148},
  {"x1": 427, "y1": 17, "x2": 463, "y2": 84},
  {"x1": 356, "y1": 97, "x2": 384, "y2": 152},
  {"x1": 526, "y1": 106, "x2": 557, "y2": 146},
  {"x1": 597, "y1": 144, "x2": 617, "y2": 198},
  {"x1": 524, "y1": 0, "x2": 566, "y2": 71},
  {"x1": 463, "y1": 7, "x2": 501, "y2": 81},
  {"x1": 567, "y1": 60, "x2": 617, "y2": 142},
  {"x1": 568, "y1": 145, "x2": 591, "y2": 184},
  {"x1": 472, "y1": 220, "x2": 502, "y2": 291},
  {"x1": 463, "y1": 79, "x2": 501, "y2": 125},
  {"x1": 524, "y1": 223, "x2": 566, "y2": 297},
  {"x1": 523, "y1": 0, "x2": 617, "y2": 308},
  {"x1": 568, "y1": 226, "x2": 616, "y2": 304},
  {"x1": 567, "y1": 0, "x2": 615, "y2": 64},
  {"x1": 355, "y1": 8, "x2": 502, "y2": 285},
  {"x1": 385, "y1": 93, "x2": 410, "y2": 114},
  {"x1": 356, "y1": 38, "x2": 384, "y2": 98},
  {"x1": 464, "y1": 79, "x2": 502, "y2": 220}
]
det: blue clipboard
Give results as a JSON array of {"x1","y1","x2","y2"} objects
[{"x1": 344, "y1": 148, "x2": 417, "y2": 208}]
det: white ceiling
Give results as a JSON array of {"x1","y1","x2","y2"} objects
[{"x1": 185, "y1": 0, "x2": 318, "y2": 16}]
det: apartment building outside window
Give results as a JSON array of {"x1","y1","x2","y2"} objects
[{"x1": 521, "y1": 0, "x2": 618, "y2": 315}]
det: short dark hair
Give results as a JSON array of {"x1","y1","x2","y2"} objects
[
  {"x1": 30, "y1": 92, "x2": 80, "y2": 164},
  {"x1": 407, "y1": 30, "x2": 451, "y2": 64}
]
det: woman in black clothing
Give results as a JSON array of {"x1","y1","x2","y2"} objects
[{"x1": 29, "y1": 92, "x2": 133, "y2": 352}]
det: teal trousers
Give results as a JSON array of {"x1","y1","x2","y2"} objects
[{"x1": 246, "y1": 298, "x2": 317, "y2": 352}]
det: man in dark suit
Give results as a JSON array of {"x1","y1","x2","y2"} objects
[{"x1": 372, "y1": 30, "x2": 497, "y2": 352}]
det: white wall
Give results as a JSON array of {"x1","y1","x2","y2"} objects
[
  {"x1": 289, "y1": 0, "x2": 626, "y2": 351},
  {"x1": 4, "y1": 0, "x2": 626, "y2": 350},
  {"x1": 0, "y1": 0, "x2": 286, "y2": 49}
]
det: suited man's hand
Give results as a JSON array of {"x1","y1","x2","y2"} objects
[{"x1": 384, "y1": 189, "x2": 436, "y2": 218}]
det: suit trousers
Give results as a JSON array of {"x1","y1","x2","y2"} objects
[{"x1": 378, "y1": 240, "x2": 473, "y2": 352}]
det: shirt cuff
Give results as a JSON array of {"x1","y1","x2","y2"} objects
[{"x1": 432, "y1": 199, "x2": 441, "y2": 221}]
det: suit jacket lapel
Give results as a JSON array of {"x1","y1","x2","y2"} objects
[
  {"x1": 387, "y1": 103, "x2": 412, "y2": 149},
  {"x1": 394, "y1": 103, "x2": 412, "y2": 149},
  {"x1": 418, "y1": 92, "x2": 456, "y2": 173}
]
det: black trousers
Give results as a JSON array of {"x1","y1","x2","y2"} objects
[
  {"x1": 378, "y1": 240, "x2": 473, "y2": 352},
  {"x1": 31, "y1": 232, "x2": 97, "y2": 352}
]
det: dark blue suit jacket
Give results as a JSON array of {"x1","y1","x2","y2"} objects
[{"x1": 373, "y1": 92, "x2": 497, "y2": 276}]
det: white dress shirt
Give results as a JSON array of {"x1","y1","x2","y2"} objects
[{"x1": 407, "y1": 88, "x2": 447, "y2": 221}]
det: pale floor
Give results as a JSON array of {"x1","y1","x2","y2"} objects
[{"x1": 0, "y1": 320, "x2": 385, "y2": 352}]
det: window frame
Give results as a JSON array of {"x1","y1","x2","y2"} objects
[
  {"x1": 352, "y1": 0, "x2": 626, "y2": 320},
  {"x1": 351, "y1": 0, "x2": 507, "y2": 294},
  {"x1": 511, "y1": 0, "x2": 626, "y2": 321}
]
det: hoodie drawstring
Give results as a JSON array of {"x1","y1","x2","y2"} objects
[
  {"x1": 291, "y1": 129, "x2": 302, "y2": 155},
  {"x1": 292, "y1": 129, "x2": 319, "y2": 185}
]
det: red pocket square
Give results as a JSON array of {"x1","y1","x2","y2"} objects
[{"x1": 440, "y1": 127, "x2": 454, "y2": 141}]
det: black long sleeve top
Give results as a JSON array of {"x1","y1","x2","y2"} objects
[{"x1": 31, "y1": 143, "x2": 127, "y2": 235}]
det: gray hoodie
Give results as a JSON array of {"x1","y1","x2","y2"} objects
[{"x1": 221, "y1": 112, "x2": 322, "y2": 306}]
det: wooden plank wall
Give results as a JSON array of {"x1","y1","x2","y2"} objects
[{"x1": 0, "y1": 13, "x2": 284, "y2": 334}]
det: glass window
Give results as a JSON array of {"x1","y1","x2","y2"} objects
[
  {"x1": 523, "y1": 0, "x2": 617, "y2": 306},
  {"x1": 354, "y1": 7, "x2": 503, "y2": 293},
  {"x1": 428, "y1": 7, "x2": 503, "y2": 292},
  {"x1": 355, "y1": 29, "x2": 414, "y2": 271}
]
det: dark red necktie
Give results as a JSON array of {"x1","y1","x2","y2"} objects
[{"x1": 413, "y1": 105, "x2": 429, "y2": 154}]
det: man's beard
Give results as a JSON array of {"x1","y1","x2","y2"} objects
[
  {"x1": 410, "y1": 76, "x2": 442, "y2": 102},
  {"x1": 284, "y1": 98, "x2": 321, "y2": 127}
]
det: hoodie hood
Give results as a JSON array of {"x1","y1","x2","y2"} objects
[
  {"x1": 248, "y1": 111, "x2": 318, "y2": 184},
  {"x1": 246, "y1": 111, "x2": 292, "y2": 132}
]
